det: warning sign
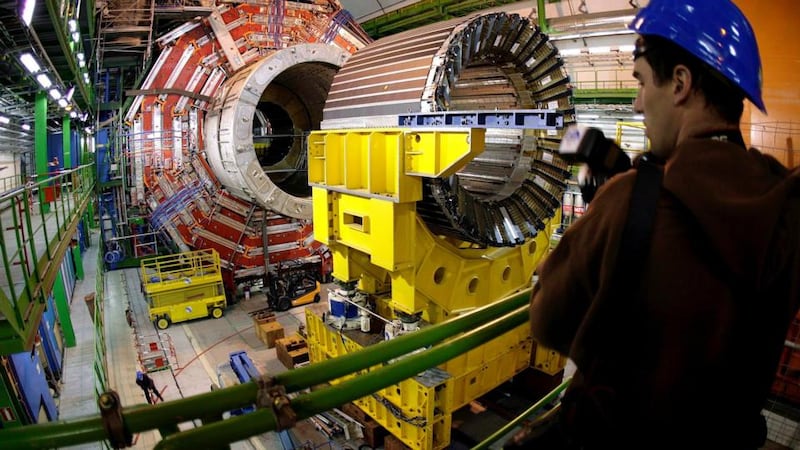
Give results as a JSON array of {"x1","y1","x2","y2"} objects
[{"x1": 0, "y1": 406, "x2": 16, "y2": 422}]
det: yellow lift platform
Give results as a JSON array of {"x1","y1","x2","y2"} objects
[{"x1": 140, "y1": 248, "x2": 227, "y2": 329}]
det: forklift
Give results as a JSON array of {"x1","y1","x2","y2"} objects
[{"x1": 266, "y1": 260, "x2": 322, "y2": 311}]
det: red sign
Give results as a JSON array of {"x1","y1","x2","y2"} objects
[{"x1": 0, "y1": 406, "x2": 16, "y2": 422}]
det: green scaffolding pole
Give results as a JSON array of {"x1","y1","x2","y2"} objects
[{"x1": 0, "y1": 291, "x2": 531, "y2": 449}]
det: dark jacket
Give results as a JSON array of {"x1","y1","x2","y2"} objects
[
  {"x1": 530, "y1": 136, "x2": 800, "y2": 448},
  {"x1": 136, "y1": 373, "x2": 156, "y2": 391}
]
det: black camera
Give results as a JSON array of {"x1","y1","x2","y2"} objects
[{"x1": 557, "y1": 125, "x2": 632, "y2": 203}]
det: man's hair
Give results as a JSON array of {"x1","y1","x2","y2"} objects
[{"x1": 637, "y1": 35, "x2": 745, "y2": 124}]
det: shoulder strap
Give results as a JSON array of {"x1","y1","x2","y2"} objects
[{"x1": 617, "y1": 154, "x2": 663, "y2": 278}]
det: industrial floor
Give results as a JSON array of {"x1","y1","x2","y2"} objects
[{"x1": 55, "y1": 231, "x2": 353, "y2": 449}]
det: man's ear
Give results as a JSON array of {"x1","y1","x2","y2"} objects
[{"x1": 673, "y1": 65, "x2": 692, "y2": 106}]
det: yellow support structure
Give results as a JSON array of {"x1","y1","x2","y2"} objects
[{"x1": 306, "y1": 128, "x2": 559, "y2": 450}]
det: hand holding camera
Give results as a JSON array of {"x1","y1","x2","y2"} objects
[{"x1": 558, "y1": 124, "x2": 632, "y2": 203}]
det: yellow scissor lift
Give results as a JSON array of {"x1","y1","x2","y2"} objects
[{"x1": 140, "y1": 248, "x2": 227, "y2": 330}]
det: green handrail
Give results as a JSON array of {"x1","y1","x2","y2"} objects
[
  {"x1": 471, "y1": 376, "x2": 572, "y2": 450},
  {"x1": 0, "y1": 291, "x2": 532, "y2": 448}
]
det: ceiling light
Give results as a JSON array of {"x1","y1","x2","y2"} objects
[
  {"x1": 70, "y1": 111, "x2": 78, "y2": 118},
  {"x1": 49, "y1": 88, "x2": 62, "y2": 100},
  {"x1": 68, "y1": 19, "x2": 78, "y2": 33},
  {"x1": 58, "y1": 98, "x2": 69, "y2": 108},
  {"x1": 22, "y1": 124, "x2": 31, "y2": 131},
  {"x1": 21, "y1": 0, "x2": 36, "y2": 26},
  {"x1": 72, "y1": 32, "x2": 80, "y2": 43},
  {"x1": 65, "y1": 86, "x2": 75, "y2": 101},
  {"x1": 78, "y1": 60, "x2": 85, "y2": 68},
  {"x1": 77, "y1": 52, "x2": 85, "y2": 61},
  {"x1": 0, "y1": 116, "x2": 9, "y2": 124},
  {"x1": 36, "y1": 74, "x2": 52, "y2": 89},
  {"x1": 20, "y1": 53, "x2": 41, "y2": 73}
]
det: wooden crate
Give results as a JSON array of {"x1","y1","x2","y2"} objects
[
  {"x1": 259, "y1": 321, "x2": 285, "y2": 348},
  {"x1": 252, "y1": 311, "x2": 276, "y2": 341},
  {"x1": 384, "y1": 433, "x2": 410, "y2": 450},
  {"x1": 275, "y1": 335, "x2": 309, "y2": 369}
]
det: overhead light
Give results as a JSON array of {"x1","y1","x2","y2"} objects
[
  {"x1": 58, "y1": 98, "x2": 69, "y2": 108},
  {"x1": 65, "y1": 86, "x2": 75, "y2": 101},
  {"x1": 21, "y1": 0, "x2": 36, "y2": 26},
  {"x1": 78, "y1": 59, "x2": 85, "y2": 68},
  {"x1": 558, "y1": 48, "x2": 582, "y2": 57},
  {"x1": 49, "y1": 88, "x2": 62, "y2": 100},
  {"x1": 20, "y1": 53, "x2": 41, "y2": 73},
  {"x1": 588, "y1": 46, "x2": 612, "y2": 54},
  {"x1": 0, "y1": 116, "x2": 9, "y2": 124},
  {"x1": 77, "y1": 52, "x2": 85, "y2": 61},
  {"x1": 72, "y1": 32, "x2": 80, "y2": 43},
  {"x1": 83, "y1": 73, "x2": 90, "y2": 83},
  {"x1": 22, "y1": 124, "x2": 31, "y2": 131},
  {"x1": 70, "y1": 111, "x2": 78, "y2": 119},
  {"x1": 68, "y1": 19, "x2": 78, "y2": 33},
  {"x1": 36, "y1": 73, "x2": 52, "y2": 89}
]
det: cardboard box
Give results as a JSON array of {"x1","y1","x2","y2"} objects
[{"x1": 259, "y1": 321, "x2": 284, "y2": 348}]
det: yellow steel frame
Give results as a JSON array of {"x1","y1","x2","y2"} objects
[{"x1": 306, "y1": 128, "x2": 562, "y2": 449}]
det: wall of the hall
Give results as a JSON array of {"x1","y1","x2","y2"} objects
[{"x1": 735, "y1": 0, "x2": 800, "y2": 167}]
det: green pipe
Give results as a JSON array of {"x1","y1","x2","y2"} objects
[
  {"x1": 471, "y1": 377, "x2": 573, "y2": 450},
  {"x1": 155, "y1": 306, "x2": 529, "y2": 449},
  {"x1": 0, "y1": 292, "x2": 530, "y2": 447},
  {"x1": 281, "y1": 290, "x2": 530, "y2": 392},
  {"x1": 538, "y1": 0, "x2": 549, "y2": 32},
  {"x1": 155, "y1": 407, "x2": 279, "y2": 449},
  {"x1": 292, "y1": 306, "x2": 530, "y2": 415}
]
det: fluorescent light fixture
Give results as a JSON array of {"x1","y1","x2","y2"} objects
[
  {"x1": 20, "y1": 53, "x2": 41, "y2": 73},
  {"x1": 83, "y1": 73, "x2": 90, "y2": 83},
  {"x1": 77, "y1": 52, "x2": 85, "y2": 61},
  {"x1": 79, "y1": 59, "x2": 85, "y2": 68},
  {"x1": 36, "y1": 73, "x2": 52, "y2": 88},
  {"x1": 21, "y1": 0, "x2": 36, "y2": 26},
  {"x1": 558, "y1": 48, "x2": 582, "y2": 57},
  {"x1": 70, "y1": 111, "x2": 78, "y2": 118},
  {"x1": 72, "y1": 31, "x2": 80, "y2": 43},
  {"x1": 22, "y1": 124, "x2": 31, "y2": 131},
  {"x1": 49, "y1": 88, "x2": 62, "y2": 100},
  {"x1": 588, "y1": 46, "x2": 612, "y2": 54},
  {"x1": 619, "y1": 45, "x2": 636, "y2": 53},
  {"x1": 65, "y1": 86, "x2": 75, "y2": 101},
  {"x1": 0, "y1": 116, "x2": 9, "y2": 124},
  {"x1": 80, "y1": 113, "x2": 88, "y2": 121},
  {"x1": 58, "y1": 98, "x2": 69, "y2": 108},
  {"x1": 68, "y1": 19, "x2": 78, "y2": 33},
  {"x1": 632, "y1": 114, "x2": 644, "y2": 120}
]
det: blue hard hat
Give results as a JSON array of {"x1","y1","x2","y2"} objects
[
  {"x1": 136, "y1": 371, "x2": 143, "y2": 381},
  {"x1": 628, "y1": 0, "x2": 765, "y2": 113}
]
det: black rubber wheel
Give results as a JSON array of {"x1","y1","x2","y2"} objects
[
  {"x1": 155, "y1": 316, "x2": 171, "y2": 330},
  {"x1": 277, "y1": 296, "x2": 291, "y2": 312},
  {"x1": 313, "y1": 293, "x2": 321, "y2": 303}
]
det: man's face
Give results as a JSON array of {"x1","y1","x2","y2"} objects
[{"x1": 632, "y1": 56, "x2": 678, "y2": 158}]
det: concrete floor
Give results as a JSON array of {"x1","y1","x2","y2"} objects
[{"x1": 55, "y1": 231, "x2": 353, "y2": 449}]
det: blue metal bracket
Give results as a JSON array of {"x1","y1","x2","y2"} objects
[{"x1": 398, "y1": 109, "x2": 565, "y2": 130}]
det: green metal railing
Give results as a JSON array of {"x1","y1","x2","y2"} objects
[
  {"x1": 0, "y1": 289, "x2": 571, "y2": 449},
  {"x1": 0, "y1": 163, "x2": 96, "y2": 354}
]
